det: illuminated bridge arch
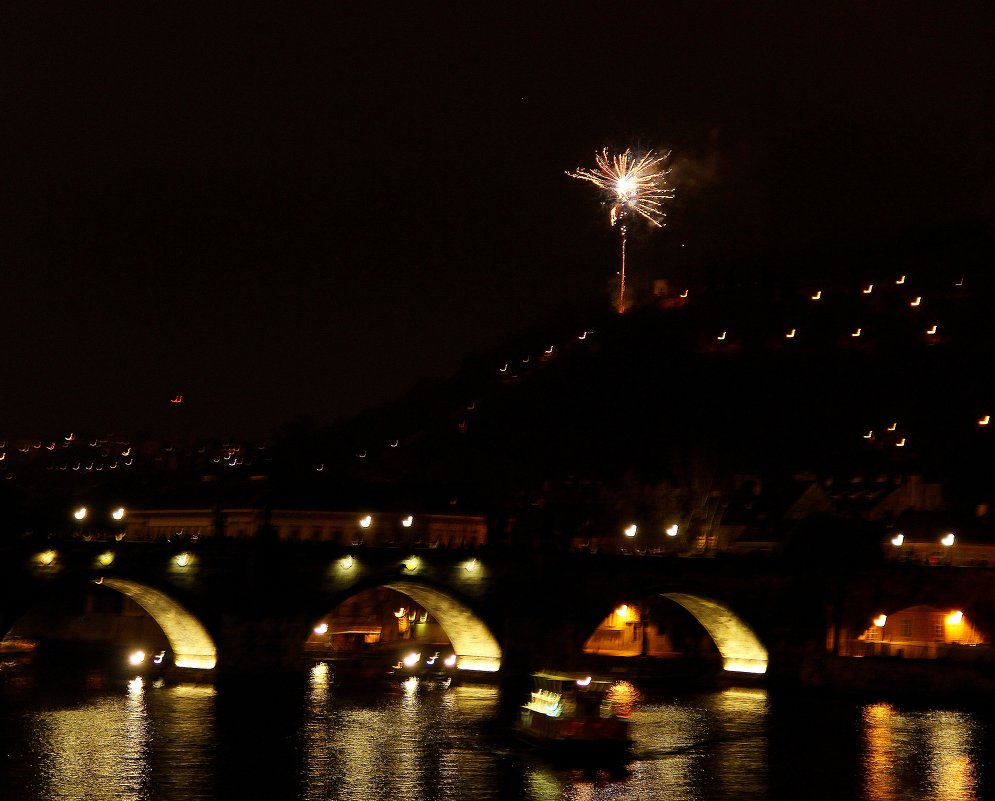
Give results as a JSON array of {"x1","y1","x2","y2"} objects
[
  {"x1": 383, "y1": 580, "x2": 502, "y2": 673},
  {"x1": 662, "y1": 592, "x2": 768, "y2": 674},
  {"x1": 99, "y1": 578, "x2": 217, "y2": 670}
]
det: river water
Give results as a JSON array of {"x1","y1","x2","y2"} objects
[{"x1": 1, "y1": 665, "x2": 992, "y2": 801}]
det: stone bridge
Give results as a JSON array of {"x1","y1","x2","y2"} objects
[{"x1": 3, "y1": 540, "x2": 994, "y2": 684}]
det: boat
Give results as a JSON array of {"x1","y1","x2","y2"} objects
[{"x1": 515, "y1": 671, "x2": 633, "y2": 753}]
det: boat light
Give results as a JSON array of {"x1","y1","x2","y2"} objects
[{"x1": 403, "y1": 652, "x2": 420, "y2": 668}]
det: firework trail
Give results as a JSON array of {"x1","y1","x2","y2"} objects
[{"x1": 568, "y1": 148, "x2": 673, "y2": 312}]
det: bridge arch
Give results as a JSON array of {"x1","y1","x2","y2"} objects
[
  {"x1": 383, "y1": 580, "x2": 501, "y2": 672},
  {"x1": 585, "y1": 591, "x2": 769, "y2": 675},
  {"x1": 99, "y1": 578, "x2": 217, "y2": 670},
  {"x1": 661, "y1": 592, "x2": 768, "y2": 674},
  {"x1": 2, "y1": 575, "x2": 217, "y2": 671},
  {"x1": 312, "y1": 578, "x2": 502, "y2": 673}
]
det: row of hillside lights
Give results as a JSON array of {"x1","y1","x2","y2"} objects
[
  {"x1": 890, "y1": 533, "x2": 956, "y2": 546},
  {"x1": 359, "y1": 515, "x2": 414, "y2": 529},
  {"x1": 873, "y1": 611, "x2": 964, "y2": 628},
  {"x1": 624, "y1": 524, "x2": 680, "y2": 538},
  {"x1": 73, "y1": 506, "x2": 126, "y2": 522}
]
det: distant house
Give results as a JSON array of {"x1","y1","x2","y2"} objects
[{"x1": 848, "y1": 605, "x2": 986, "y2": 659}]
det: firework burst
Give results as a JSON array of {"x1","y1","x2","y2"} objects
[{"x1": 567, "y1": 148, "x2": 673, "y2": 312}]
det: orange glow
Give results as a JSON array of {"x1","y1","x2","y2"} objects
[
  {"x1": 926, "y1": 325, "x2": 938, "y2": 335},
  {"x1": 874, "y1": 614, "x2": 887, "y2": 627},
  {"x1": 785, "y1": 329, "x2": 796, "y2": 338},
  {"x1": 978, "y1": 415, "x2": 990, "y2": 426},
  {"x1": 891, "y1": 533, "x2": 905, "y2": 546},
  {"x1": 895, "y1": 438, "x2": 906, "y2": 447},
  {"x1": 910, "y1": 296, "x2": 922, "y2": 307},
  {"x1": 811, "y1": 290, "x2": 822, "y2": 300},
  {"x1": 946, "y1": 611, "x2": 964, "y2": 626},
  {"x1": 896, "y1": 275, "x2": 906, "y2": 284},
  {"x1": 941, "y1": 532, "x2": 956, "y2": 547},
  {"x1": 615, "y1": 604, "x2": 631, "y2": 620},
  {"x1": 624, "y1": 524, "x2": 637, "y2": 537},
  {"x1": 863, "y1": 284, "x2": 874, "y2": 294},
  {"x1": 680, "y1": 289, "x2": 689, "y2": 298},
  {"x1": 717, "y1": 331, "x2": 727, "y2": 341},
  {"x1": 851, "y1": 328, "x2": 862, "y2": 337}
]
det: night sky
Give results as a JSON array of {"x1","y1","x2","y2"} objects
[{"x1": 3, "y1": 3, "x2": 993, "y2": 438}]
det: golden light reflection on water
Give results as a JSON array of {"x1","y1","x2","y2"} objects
[
  {"x1": 863, "y1": 702, "x2": 978, "y2": 801},
  {"x1": 13, "y1": 680, "x2": 217, "y2": 801},
  {"x1": 35, "y1": 684, "x2": 150, "y2": 801},
  {"x1": 5, "y1": 670, "x2": 990, "y2": 801},
  {"x1": 301, "y1": 671, "x2": 503, "y2": 801}
]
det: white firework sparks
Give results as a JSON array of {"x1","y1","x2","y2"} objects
[
  {"x1": 567, "y1": 148, "x2": 674, "y2": 312},
  {"x1": 567, "y1": 148, "x2": 673, "y2": 228}
]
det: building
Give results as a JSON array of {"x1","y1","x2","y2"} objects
[{"x1": 122, "y1": 507, "x2": 487, "y2": 548}]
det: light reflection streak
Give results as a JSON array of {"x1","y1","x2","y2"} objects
[
  {"x1": 35, "y1": 693, "x2": 150, "y2": 801},
  {"x1": 863, "y1": 702, "x2": 978, "y2": 801}
]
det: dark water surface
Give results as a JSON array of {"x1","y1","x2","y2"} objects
[{"x1": 2, "y1": 665, "x2": 992, "y2": 800}]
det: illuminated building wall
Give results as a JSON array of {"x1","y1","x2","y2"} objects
[
  {"x1": 851, "y1": 605, "x2": 985, "y2": 658},
  {"x1": 123, "y1": 508, "x2": 487, "y2": 547}
]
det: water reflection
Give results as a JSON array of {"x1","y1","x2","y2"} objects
[
  {"x1": 863, "y1": 702, "x2": 978, "y2": 801},
  {"x1": 22, "y1": 679, "x2": 215, "y2": 801},
  {"x1": 34, "y1": 683, "x2": 150, "y2": 801},
  {"x1": 2, "y1": 669, "x2": 993, "y2": 801},
  {"x1": 301, "y1": 669, "x2": 503, "y2": 801}
]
